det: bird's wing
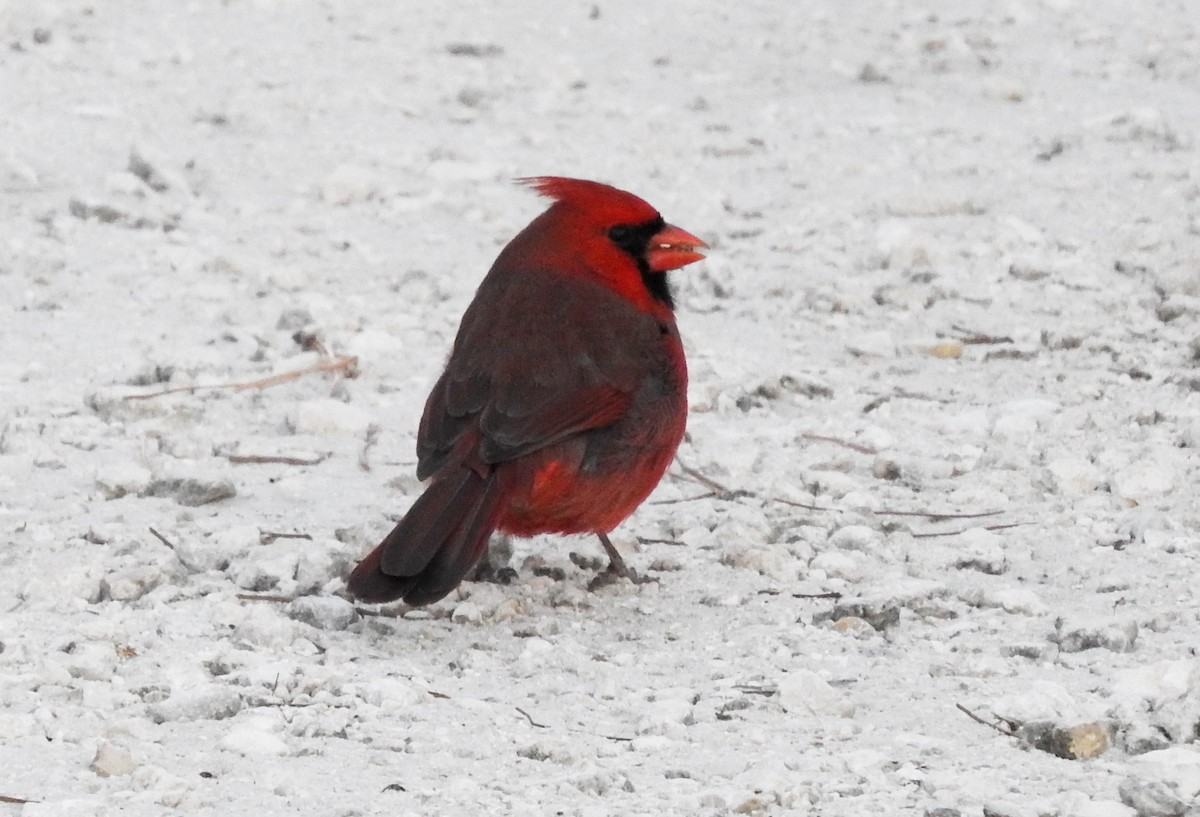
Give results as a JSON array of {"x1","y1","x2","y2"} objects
[{"x1": 416, "y1": 269, "x2": 658, "y2": 479}]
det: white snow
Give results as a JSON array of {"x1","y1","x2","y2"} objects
[{"x1": 2, "y1": 1, "x2": 1200, "y2": 815}]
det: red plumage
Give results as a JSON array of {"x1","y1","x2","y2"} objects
[{"x1": 347, "y1": 177, "x2": 707, "y2": 606}]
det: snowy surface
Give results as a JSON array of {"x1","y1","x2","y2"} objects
[{"x1": 3, "y1": 1, "x2": 1200, "y2": 815}]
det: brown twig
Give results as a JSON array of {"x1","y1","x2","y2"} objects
[
  {"x1": 673, "y1": 457, "x2": 732, "y2": 494},
  {"x1": 650, "y1": 492, "x2": 717, "y2": 505},
  {"x1": 636, "y1": 537, "x2": 682, "y2": 546},
  {"x1": 911, "y1": 522, "x2": 1028, "y2": 539},
  {"x1": 772, "y1": 498, "x2": 1013, "y2": 534},
  {"x1": 801, "y1": 433, "x2": 877, "y2": 455},
  {"x1": 148, "y1": 526, "x2": 201, "y2": 572},
  {"x1": 259, "y1": 530, "x2": 313, "y2": 544},
  {"x1": 359, "y1": 424, "x2": 380, "y2": 472},
  {"x1": 515, "y1": 707, "x2": 548, "y2": 729},
  {"x1": 773, "y1": 497, "x2": 836, "y2": 512},
  {"x1": 735, "y1": 684, "x2": 777, "y2": 696},
  {"x1": 227, "y1": 454, "x2": 327, "y2": 466},
  {"x1": 793, "y1": 591, "x2": 843, "y2": 600},
  {"x1": 876, "y1": 509, "x2": 1004, "y2": 521},
  {"x1": 950, "y1": 325, "x2": 1014, "y2": 345},
  {"x1": 236, "y1": 594, "x2": 294, "y2": 603},
  {"x1": 124, "y1": 354, "x2": 358, "y2": 401},
  {"x1": 862, "y1": 395, "x2": 890, "y2": 414},
  {"x1": 0, "y1": 795, "x2": 36, "y2": 804},
  {"x1": 956, "y1": 703, "x2": 1019, "y2": 737},
  {"x1": 148, "y1": 527, "x2": 177, "y2": 550}
]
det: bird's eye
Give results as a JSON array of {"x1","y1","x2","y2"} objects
[{"x1": 607, "y1": 225, "x2": 634, "y2": 245}]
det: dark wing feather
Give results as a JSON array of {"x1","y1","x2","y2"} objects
[{"x1": 416, "y1": 267, "x2": 659, "y2": 478}]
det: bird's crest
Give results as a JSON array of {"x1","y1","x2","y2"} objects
[{"x1": 518, "y1": 176, "x2": 660, "y2": 225}]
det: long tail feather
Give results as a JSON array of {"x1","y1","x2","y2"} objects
[{"x1": 346, "y1": 467, "x2": 504, "y2": 606}]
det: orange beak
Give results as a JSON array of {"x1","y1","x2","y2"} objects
[{"x1": 645, "y1": 223, "x2": 708, "y2": 272}]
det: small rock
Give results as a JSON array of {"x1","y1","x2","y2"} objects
[
  {"x1": 1008, "y1": 258, "x2": 1053, "y2": 281},
  {"x1": 871, "y1": 458, "x2": 902, "y2": 480},
  {"x1": 637, "y1": 695, "x2": 694, "y2": 734},
  {"x1": 147, "y1": 685, "x2": 242, "y2": 723},
  {"x1": 451, "y1": 601, "x2": 484, "y2": 624},
  {"x1": 810, "y1": 551, "x2": 860, "y2": 582},
  {"x1": 320, "y1": 163, "x2": 379, "y2": 205},
  {"x1": 65, "y1": 642, "x2": 119, "y2": 681},
  {"x1": 1156, "y1": 295, "x2": 1197, "y2": 324},
  {"x1": 1001, "y1": 641, "x2": 1053, "y2": 661},
  {"x1": 276, "y1": 307, "x2": 314, "y2": 331},
  {"x1": 1018, "y1": 721, "x2": 1114, "y2": 760},
  {"x1": 875, "y1": 220, "x2": 938, "y2": 271},
  {"x1": 94, "y1": 463, "x2": 153, "y2": 500},
  {"x1": 827, "y1": 525, "x2": 879, "y2": 551},
  {"x1": 446, "y1": 42, "x2": 504, "y2": 58},
  {"x1": 1113, "y1": 508, "x2": 1169, "y2": 546},
  {"x1": 923, "y1": 341, "x2": 964, "y2": 359},
  {"x1": 857, "y1": 62, "x2": 889, "y2": 83},
  {"x1": 127, "y1": 148, "x2": 173, "y2": 192},
  {"x1": 1119, "y1": 784, "x2": 1185, "y2": 816},
  {"x1": 1046, "y1": 457, "x2": 1104, "y2": 495},
  {"x1": 69, "y1": 197, "x2": 127, "y2": 224},
  {"x1": 286, "y1": 596, "x2": 359, "y2": 630},
  {"x1": 991, "y1": 399, "x2": 1060, "y2": 441},
  {"x1": 1066, "y1": 799, "x2": 1138, "y2": 817},
  {"x1": 735, "y1": 796, "x2": 774, "y2": 814},
  {"x1": 491, "y1": 597, "x2": 523, "y2": 621},
  {"x1": 1128, "y1": 747, "x2": 1200, "y2": 800},
  {"x1": 360, "y1": 677, "x2": 425, "y2": 710},
  {"x1": 291, "y1": 399, "x2": 374, "y2": 437},
  {"x1": 90, "y1": 742, "x2": 136, "y2": 777},
  {"x1": 228, "y1": 549, "x2": 298, "y2": 593},
  {"x1": 173, "y1": 525, "x2": 258, "y2": 572},
  {"x1": 101, "y1": 566, "x2": 164, "y2": 601},
  {"x1": 144, "y1": 476, "x2": 237, "y2": 507},
  {"x1": 816, "y1": 600, "x2": 900, "y2": 632},
  {"x1": 992, "y1": 680, "x2": 1086, "y2": 725},
  {"x1": 219, "y1": 725, "x2": 289, "y2": 757},
  {"x1": 777, "y1": 670, "x2": 854, "y2": 717},
  {"x1": 846, "y1": 329, "x2": 897, "y2": 358},
  {"x1": 954, "y1": 528, "x2": 1008, "y2": 575},
  {"x1": 832, "y1": 616, "x2": 876, "y2": 638},
  {"x1": 1109, "y1": 659, "x2": 1200, "y2": 745},
  {"x1": 1052, "y1": 616, "x2": 1138, "y2": 653},
  {"x1": 1108, "y1": 107, "x2": 1180, "y2": 148},
  {"x1": 293, "y1": 541, "x2": 355, "y2": 595},
  {"x1": 1113, "y1": 461, "x2": 1178, "y2": 505},
  {"x1": 983, "y1": 800, "x2": 1043, "y2": 817},
  {"x1": 721, "y1": 545, "x2": 794, "y2": 579},
  {"x1": 1066, "y1": 722, "x2": 1115, "y2": 760}
]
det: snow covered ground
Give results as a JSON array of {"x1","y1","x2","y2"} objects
[{"x1": 2, "y1": 1, "x2": 1199, "y2": 815}]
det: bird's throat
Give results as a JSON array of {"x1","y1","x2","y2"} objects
[{"x1": 639, "y1": 266, "x2": 675, "y2": 310}]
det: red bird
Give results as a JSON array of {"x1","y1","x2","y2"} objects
[{"x1": 347, "y1": 177, "x2": 707, "y2": 606}]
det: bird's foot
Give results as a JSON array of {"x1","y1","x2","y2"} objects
[
  {"x1": 587, "y1": 559, "x2": 657, "y2": 592},
  {"x1": 586, "y1": 532, "x2": 657, "y2": 592},
  {"x1": 470, "y1": 556, "x2": 518, "y2": 586}
]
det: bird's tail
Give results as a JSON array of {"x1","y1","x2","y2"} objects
[{"x1": 346, "y1": 466, "x2": 504, "y2": 606}]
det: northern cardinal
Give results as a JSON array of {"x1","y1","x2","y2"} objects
[{"x1": 347, "y1": 177, "x2": 707, "y2": 605}]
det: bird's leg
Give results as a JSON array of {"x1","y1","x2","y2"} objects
[
  {"x1": 469, "y1": 534, "x2": 518, "y2": 585},
  {"x1": 588, "y1": 532, "x2": 655, "y2": 591}
]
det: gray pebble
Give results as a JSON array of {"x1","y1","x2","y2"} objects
[
  {"x1": 147, "y1": 684, "x2": 242, "y2": 723},
  {"x1": 286, "y1": 596, "x2": 359, "y2": 630}
]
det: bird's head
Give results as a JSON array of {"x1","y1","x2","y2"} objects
[{"x1": 513, "y1": 176, "x2": 708, "y2": 313}]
